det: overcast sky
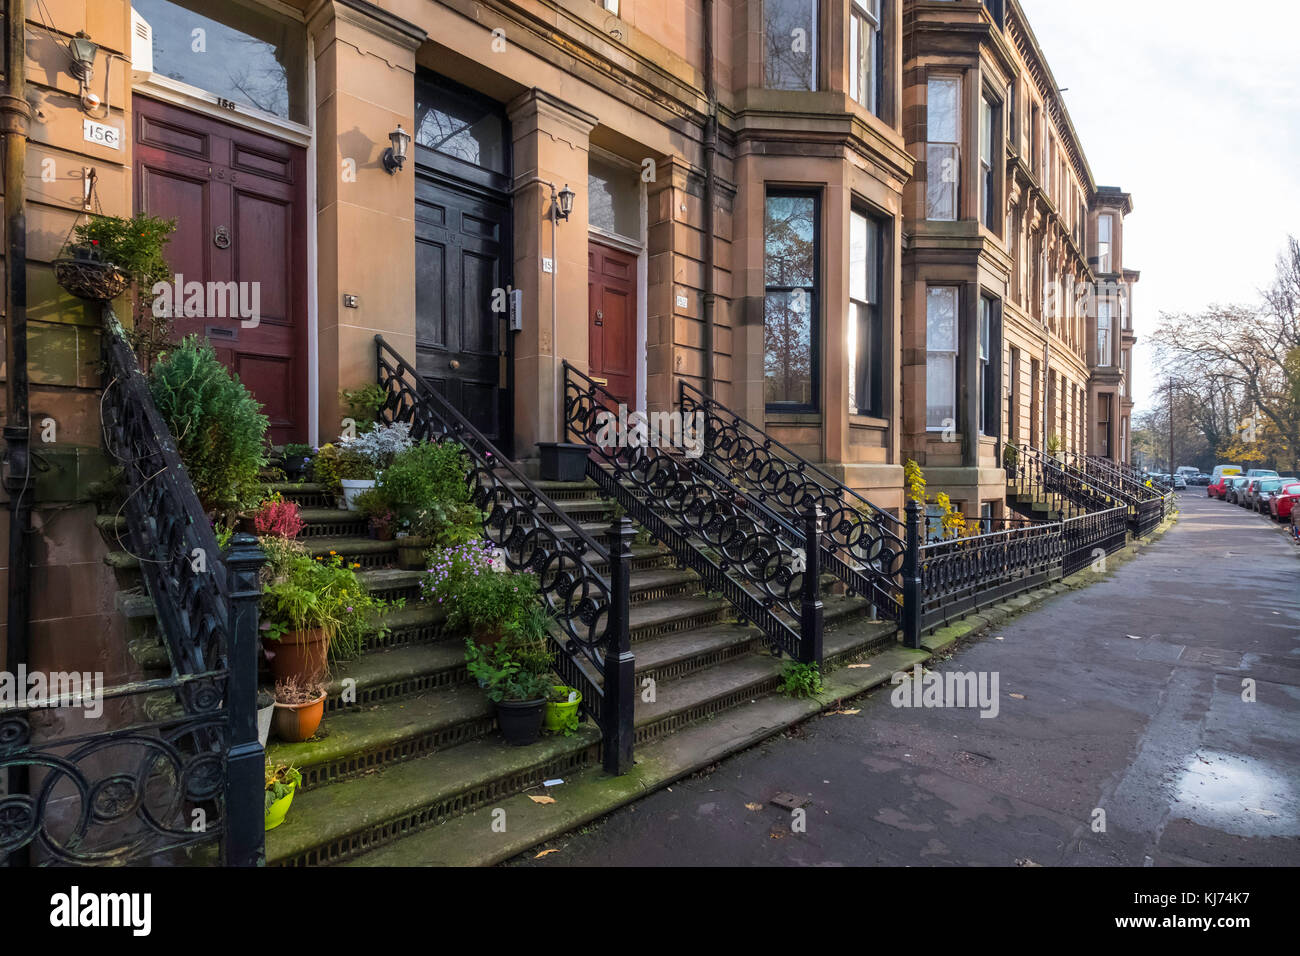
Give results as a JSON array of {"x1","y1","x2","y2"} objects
[{"x1": 1018, "y1": 0, "x2": 1300, "y2": 413}]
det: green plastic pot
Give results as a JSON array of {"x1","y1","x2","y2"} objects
[
  {"x1": 544, "y1": 685, "x2": 582, "y2": 733},
  {"x1": 264, "y1": 782, "x2": 297, "y2": 831}
]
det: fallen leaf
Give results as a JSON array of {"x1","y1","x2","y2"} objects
[
  {"x1": 744, "y1": 802, "x2": 763, "y2": 811},
  {"x1": 534, "y1": 848, "x2": 560, "y2": 858},
  {"x1": 1009, "y1": 693, "x2": 1025, "y2": 700},
  {"x1": 829, "y1": 708, "x2": 861, "y2": 716},
  {"x1": 848, "y1": 663, "x2": 872, "y2": 669},
  {"x1": 528, "y1": 795, "x2": 556, "y2": 805},
  {"x1": 1126, "y1": 634, "x2": 1144, "y2": 640}
]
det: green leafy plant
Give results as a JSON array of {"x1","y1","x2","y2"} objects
[
  {"x1": 420, "y1": 540, "x2": 539, "y2": 638},
  {"x1": 464, "y1": 631, "x2": 554, "y2": 703},
  {"x1": 1046, "y1": 434, "x2": 1063, "y2": 455},
  {"x1": 777, "y1": 661, "x2": 824, "y2": 700},
  {"x1": 379, "y1": 441, "x2": 482, "y2": 545},
  {"x1": 341, "y1": 384, "x2": 388, "y2": 427},
  {"x1": 260, "y1": 550, "x2": 389, "y2": 660},
  {"x1": 264, "y1": 762, "x2": 302, "y2": 812},
  {"x1": 1002, "y1": 442, "x2": 1019, "y2": 469},
  {"x1": 284, "y1": 443, "x2": 313, "y2": 458},
  {"x1": 149, "y1": 336, "x2": 268, "y2": 510}
]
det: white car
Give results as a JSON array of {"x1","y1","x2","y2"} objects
[{"x1": 1172, "y1": 474, "x2": 1188, "y2": 489}]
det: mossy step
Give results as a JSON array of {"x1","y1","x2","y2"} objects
[
  {"x1": 264, "y1": 723, "x2": 601, "y2": 866},
  {"x1": 94, "y1": 514, "x2": 127, "y2": 534},
  {"x1": 266, "y1": 679, "x2": 495, "y2": 790},
  {"x1": 341, "y1": 644, "x2": 928, "y2": 867},
  {"x1": 127, "y1": 636, "x2": 170, "y2": 673},
  {"x1": 628, "y1": 595, "x2": 730, "y2": 641},
  {"x1": 114, "y1": 590, "x2": 156, "y2": 620},
  {"x1": 630, "y1": 624, "x2": 760, "y2": 683},
  {"x1": 631, "y1": 652, "x2": 785, "y2": 740},
  {"x1": 323, "y1": 642, "x2": 468, "y2": 711},
  {"x1": 303, "y1": 536, "x2": 398, "y2": 560},
  {"x1": 297, "y1": 508, "x2": 366, "y2": 524},
  {"x1": 104, "y1": 550, "x2": 141, "y2": 570}
]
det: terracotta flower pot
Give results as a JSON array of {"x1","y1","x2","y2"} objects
[
  {"x1": 271, "y1": 691, "x2": 327, "y2": 742},
  {"x1": 264, "y1": 627, "x2": 330, "y2": 683}
]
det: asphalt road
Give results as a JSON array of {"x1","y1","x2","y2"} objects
[{"x1": 510, "y1": 493, "x2": 1300, "y2": 867}]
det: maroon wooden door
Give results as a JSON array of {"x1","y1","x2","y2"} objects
[
  {"x1": 133, "y1": 96, "x2": 308, "y2": 444},
  {"x1": 588, "y1": 241, "x2": 638, "y2": 408}
]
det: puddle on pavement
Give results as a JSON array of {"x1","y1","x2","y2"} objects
[{"x1": 1173, "y1": 751, "x2": 1300, "y2": 836}]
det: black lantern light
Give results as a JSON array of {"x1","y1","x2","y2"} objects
[
  {"x1": 557, "y1": 183, "x2": 576, "y2": 221},
  {"x1": 383, "y1": 124, "x2": 412, "y2": 174}
]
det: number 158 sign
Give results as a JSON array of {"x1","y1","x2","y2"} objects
[{"x1": 83, "y1": 119, "x2": 121, "y2": 150}]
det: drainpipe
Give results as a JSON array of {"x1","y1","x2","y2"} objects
[
  {"x1": 701, "y1": 0, "x2": 716, "y2": 396},
  {"x1": 2, "y1": 0, "x2": 32, "y2": 865}
]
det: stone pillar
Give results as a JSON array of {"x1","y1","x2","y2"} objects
[
  {"x1": 309, "y1": 1, "x2": 423, "y2": 442},
  {"x1": 507, "y1": 91, "x2": 598, "y2": 454}
]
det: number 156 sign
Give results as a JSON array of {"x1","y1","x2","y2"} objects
[{"x1": 83, "y1": 119, "x2": 121, "y2": 150}]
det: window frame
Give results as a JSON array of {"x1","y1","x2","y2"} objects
[
  {"x1": 979, "y1": 91, "x2": 999, "y2": 231},
  {"x1": 849, "y1": 204, "x2": 887, "y2": 419},
  {"x1": 1097, "y1": 300, "x2": 1113, "y2": 367},
  {"x1": 850, "y1": 0, "x2": 884, "y2": 117},
  {"x1": 764, "y1": 188, "x2": 822, "y2": 413},
  {"x1": 925, "y1": 74, "x2": 962, "y2": 222},
  {"x1": 763, "y1": 0, "x2": 820, "y2": 92},
  {"x1": 979, "y1": 295, "x2": 1000, "y2": 437},
  {"x1": 1097, "y1": 213, "x2": 1114, "y2": 273},
  {"x1": 926, "y1": 285, "x2": 960, "y2": 432}
]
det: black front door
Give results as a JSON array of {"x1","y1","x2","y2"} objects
[{"x1": 413, "y1": 72, "x2": 512, "y2": 452}]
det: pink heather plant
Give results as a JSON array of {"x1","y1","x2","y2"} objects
[{"x1": 253, "y1": 498, "x2": 305, "y2": 539}]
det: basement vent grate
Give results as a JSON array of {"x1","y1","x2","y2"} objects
[{"x1": 301, "y1": 520, "x2": 367, "y2": 538}]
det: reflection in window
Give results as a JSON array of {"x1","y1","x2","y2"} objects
[
  {"x1": 849, "y1": 208, "x2": 884, "y2": 418},
  {"x1": 851, "y1": 0, "x2": 882, "y2": 116},
  {"x1": 133, "y1": 0, "x2": 306, "y2": 123},
  {"x1": 926, "y1": 287, "x2": 958, "y2": 429},
  {"x1": 414, "y1": 74, "x2": 507, "y2": 174},
  {"x1": 764, "y1": 0, "x2": 817, "y2": 91},
  {"x1": 765, "y1": 193, "x2": 818, "y2": 409},
  {"x1": 1097, "y1": 301, "x2": 1113, "y2": 367}
]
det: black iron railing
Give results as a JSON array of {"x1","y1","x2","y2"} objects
[
  {"x1": 1077, "y1": 455, "x2": 1163, "y2": 503},
  {"x1": 1062, "y1": 506, "x2": 1130, "y2": 577},
  {"x1": 375, "y1": 337, "x2": 634, "y2": 773},
  {"x1": 1008, "y1": 446, "x2": 1131, "y2": 515},
  {"x1": 0, "y1": 309, "x2": 264, "y2": 867},
  {"x1": 678, "y1": 381, "x2": 904, "y2": 622},
  {"x1": 564, "y1": 364, "x2": 823, "y2": 664}
]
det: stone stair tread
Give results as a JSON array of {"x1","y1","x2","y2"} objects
[
  {"x1": 104, "y1": 551, "x2": 140, "y2": 570},
  {"x1": 632, "y1": 653, "x2": 781, "y2": 727},
  {"x1": 267, "y1": 482, "x2": 327, "y2": 494},
  {"x1": 357, "y1": 567, "x2": 424, "y2": 592},
  {"x1": 630, "y1": 623, "x2": 758, "y2": 673},
  {"x1": 304, "y1": 536, "x2": 398, "y2": 556},
  {"x1": 115, "y1": 590, "x2": 155, "y2": 619},
  {"x1": 297, "y1": 507, "x2": 366, "y2": 522},
  {"x1": 628, "y1": 594, "x2": 728, "y2": 631},
  {"x1": 265, "y1": 681, "x2": 491, "y2": 775},
  {"x1": 341, "y1": 644, "x2": 929, "y2": 866},
  {"x1": 326, "y1": 641, "x2": 465, "y2": 696},
  {"x1": 628, "y1": 567, "x2": 697, "y2": 592},
  {"x1": 264, "y1": 724, "x2": 601, "y2": 865},
  {"x1": 375, "y1": 601, "x2": 445, "y2": 632}
]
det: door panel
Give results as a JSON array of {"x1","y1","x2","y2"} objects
[
  {"x1": 415, "y1": 159, "x2": 510, "y2": 448},
  {"x1": 588, "y1": 241, "x2": 638, "y2": 408},
  {"x1": 133, "y1": 95, "x2": 307, "y2": 444}
]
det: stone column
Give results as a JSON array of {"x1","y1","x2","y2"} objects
[
  {"x1": 309, "y1": 1, "x2": 423, "y2": 441},
  {"x1": 507, "y1": 90, "x2": 598, "y2": 454}
]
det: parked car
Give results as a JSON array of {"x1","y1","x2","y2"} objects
[
  {"x1": 1239, "y1": 478, "x2": 1266, "y2": 507},
  {"x1": 1250, "y1": 477, "x2": 1286, "y2": 512},
  {"x1": 1193, "y1": 474, "x2": 1212, "y2": 485},
  {"x1": 1207, "y1": 475, "x2": 1234, "y2": 498},
  {"x1": 1172, "y1": 473, "x2": 1188, "y2": 490},
  {"x1": 1210, "y1": 464, "x2": 1243, "y2": 483},
  {"x1": 1246, "y1": 468, "x2": 1279, "y2": 479},
  {"x1": 1225, "y1": 476, "x2": 1252, "y2": 504},
  {"x1": 1267, "y1": 482, "x2": 1300, "y2": 522}
]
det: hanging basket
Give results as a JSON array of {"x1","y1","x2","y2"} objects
[{"x1": 54, "y1": 248, "x2": 130, "y2": 302}]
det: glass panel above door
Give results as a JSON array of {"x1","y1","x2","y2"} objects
[
  {"x1": 414, "y1": 74, "x2": 508, "y2": 175},
  {"x1": 133, "y1": 0, "x2": 308, "y2": 124}
]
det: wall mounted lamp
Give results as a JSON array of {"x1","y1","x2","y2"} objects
[
  {"x1": 556, "y1": 184, "x2": 575, "y2": 221},
  {"x1": 69, "y1": 31, "x2": 102, "y2": 110},
  {"x1": 383, "y1": 124, "x2": 411, "y2": 174}
]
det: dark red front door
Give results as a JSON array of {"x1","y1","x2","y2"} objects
[
  {"x1": 133, "y1": 95, "x2": 308, "y2": 444},
  {"x1": 588, "y1": 241, "x2": 637, "y2": 408}
]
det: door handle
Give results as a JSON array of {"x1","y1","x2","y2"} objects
[
  {"x1": 449, "y1": 359, "x2": 460, "y2": 370},
  {"x1": 594, "y1": 309, "x2": 603, "y2": 327},
  {"x1": 592, "y1": 376, "x2": 608, "y2": 386}
]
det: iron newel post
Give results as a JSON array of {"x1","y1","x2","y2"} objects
[
  {"x1": 603, "y1": 517, "x2": 637, "y2": 775},
  {"x1": 902, "y1": 499, "x2": 923, "y2": 649},
  {"x1": 224, "y1": 532, "x2": 267, "y2": 866},
  {"x1": 799, "y1": 504, "x2": 824, "y2": 665}
]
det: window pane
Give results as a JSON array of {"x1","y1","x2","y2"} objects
[
  {"x1": 415, "y1": 76, "x2": 507, "y2": 173},
  {"x1": 850, "y1": 210, "x2": 867, "y2": 302},
  {"x1": 927, "y1": 77, "x2": 960, "y2": 143},
  {"x1": 926, "y1": 143, "x2": 958, "y2": 221},
  {"x1": 764, "y1": 195, "x2": 816, "y2": 287},
  {"x1": 133, "y1": 0, "x2": 307, "y2": 122},
  {"x1": 926, "y1": 287, "x2": 957, "y2": 350},
  {"x1": 764, "y1": 291, "x2": 814, "y2": 405},
  {"x1": 588, "y1": 155, "x2": 640, "y2": 239},
  {"x1": 926, "y1": 354, "x2": 955, "y2": 429},
  {"x1": 764, "y1": 0, "x2": 817, "y2": 91}
]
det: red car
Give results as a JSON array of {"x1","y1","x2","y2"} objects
[
  {"x1": 1268, "y1": 482, "x2": 1300, "y2": 521},
  {"x1": 1208, "y1": 475, "x2": 1236, "y2": 499}
]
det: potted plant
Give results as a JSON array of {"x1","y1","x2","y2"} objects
[
  {"x1": 337, "y1": 447, "x2": 378, "y2": 512},
  {"x1": 282, "y1": 443, "x2": 314, "y2": 482},
  {"x1": 251, "y1": 494, "x2": 304, "y2": 539},
  {"x1": 55, "y1": 213, "x2": 174, "y2": 304},
  {"x1": 341, "y1": 383, "x2": 389, "y2": 431},
  {"x1": 464, "y1": 630, "x2": 554, "y2": 746},
  {"x1": 271, "y1": 676, "x2": 327, "y2": 742},
  {"x1": 256, "y1": 688, "x2": 276, "y2": 748},
  {"x1": 260, "y1": 550, "x2": 389, "y2": 682},
  {"x1": 1003, "y1": 442, "x2": 1019, "y2": 476},
  {"x1": 334, "y1": 422, "x2": 414, "y2": 510},
  {"x1": 264, "y1": 762, "x2": 302, "y2": 831},
  {"x1": 536, "y1": 441, "x2": 589, "y2": 482},
  {"x1": 421, "y1": 540, "x2": 538, "y2": 645},
  {"x1": 1046, "y1": 434, "x2": 1063, "y2": 458},
  {"x1": 545, "y1": 685, "x2": 583, "y2": 735}
]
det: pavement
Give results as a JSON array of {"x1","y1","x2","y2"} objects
[{"x1": 509, "y1": 493, "x2": 1300, "y2": 867}]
